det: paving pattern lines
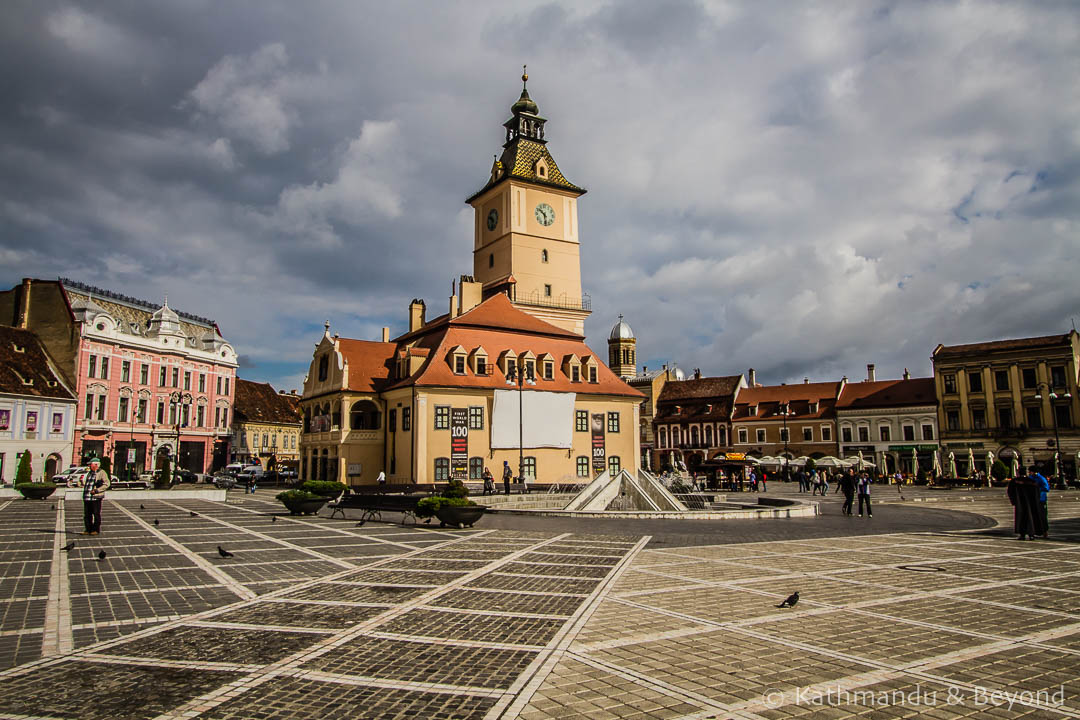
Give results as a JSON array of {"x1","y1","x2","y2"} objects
[
  {"x1": 0, "y1": 500, "x2": 61, "y2": 669},
  {"x1": 0, "y1": 528, "x2": 504, "y2": 720},
  {"x1": 140, "y1": 532, "x2": 642, "y2": 720}
]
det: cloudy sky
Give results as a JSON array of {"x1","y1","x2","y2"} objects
[{"x1": 3, "y1": 1, "x2": 1078, "y2": 391}]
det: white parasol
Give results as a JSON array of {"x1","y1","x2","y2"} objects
[
  {"x1": 967, "y1": 447, "x2": 976, "y2": 478},
  {"x1": 986, "y1": 451, "x2": 995, "y2": 487},
  {"x1": 933, "y1": 450, "x2": 942, "y2": 475},
  {"x1": 948, "y1": 451, "x2": 957, "y2": 477},
  {"x1": 1010, "y1": 453, "x2": 1019, "y2": 479},
  {"x1": 1055, "y1": 451, "x2": 1061, "y2": 480},
  {"x1": 911, "y1": 448, "x2": 919, "y2": 474},
  {"x1": 857, "y1": 450, "x2": 864, "y2": 470}
]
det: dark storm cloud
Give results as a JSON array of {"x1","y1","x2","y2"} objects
[{"x1": 1, "y1": 1, "x2": 1078, "y2": 392}]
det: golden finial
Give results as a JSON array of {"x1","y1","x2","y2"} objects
[{"x1": 522, "y1": 64, "x2": 528, "y2": 86}]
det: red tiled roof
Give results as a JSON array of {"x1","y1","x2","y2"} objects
[
  {"x1": 732, "y1": 382, "x2": 841, "y2": 421},
  {"x1": 336, "y1": 339, "x2": 396, "y2": 393},
  {"x1": 0, "y1": 326, "x2": 75, "y2": 400},
  {"x1": 837, "y1": 378, "x2": 936, "y2": 409},
  {"x1": 657, "y1": 376, "x2": 743, "y2": 403},
  {"x1": 451, "y1": 293, "x2": 581, "y2": 338},
  {"x1": 234, "y1": 379, "x2": 302, "y2": 424},
  {"x1": 934, "y1": 333, "x2": 1074, "y2": 358}
]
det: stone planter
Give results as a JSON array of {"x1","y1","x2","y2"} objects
[
  {"x1": 16, "y1": 483, "x2": 57, "y2": 500},
  {"x1": 436, "y1": 504, "x2": 486, "y2": 528},
  {"x1": 281, "y1": 497, "x2": 327, "y2": 515}
]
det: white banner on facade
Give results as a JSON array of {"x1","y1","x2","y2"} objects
[{"x1": 491, "y1": 390, "x2": 575, "y2": 449}]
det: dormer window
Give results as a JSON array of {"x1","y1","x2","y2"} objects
[
  {"x1": 562, "y1": 354, "x2": 581, "y2": 382},
  {"x1": 589, "y1": 366, "x2": 597, "y2": 383},
  {"x1": 475, "y1": 356, "x2": 487, "y2": 375},
  {"x1": 12, "y1": 344, "x2": 25, "y2": 353},
  {"x1": 749, "y1": 404, "x2": 758, "y2": 416},
  {"x1": 454, "y1": 355, "x2": 466, "y2": 374},
  {"x1": 535, "y1": 157, "x2": 549, "y2": 179},
  {"x1": 809, "y1": 401, "x2": 819, "y2": 413},
  {"x1": 571, "y1": 365, "x2": 580, "y2": 382},
  {"x1": 544, "y1": 361, "x2": 553, "y2": 380}
]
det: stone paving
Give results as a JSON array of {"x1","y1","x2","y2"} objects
[{"x1": 0, "y1": 487, "x2": 1076, "y2": 719}]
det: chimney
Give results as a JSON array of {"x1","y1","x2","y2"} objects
[
  {"x1": 694, "y1": 368, "x2": 701, "y2": 380},
  {"x1": 16, "y1": 278, "x2": 31, "y2": 329},
  {"x1": 748, "y1": 368, "x2": 756, "y2": 387},
  {"x1": 381, "y1": 327, "x2": 390, "y2": 343},
  {"x1": 867, "y1": 363, "x2": 876, "y2": 382},
  {"x1": 903, "y1": 368, "x2": 910, "y2": 380},
  {"x1": 408, "y1": 299, "x2": 426, "y2": 332},
  {"x1": 458, "y1": 275, "x2": 482, "y2": 315},
  {"x1": 449, "y1": 293, "x2": 459, "y2": 318},
  {"x1": 643, "y1": 365, "x2": 647, "y2": 373},
  {"x1": 804, "y1": 377, "x2": 809, "y2": 384}
]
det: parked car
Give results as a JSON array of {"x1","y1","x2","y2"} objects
[
  {"x1": 194, "y1": 473, "x2": 215, "y2": 484},
  {"x1": 213, "y1": 475, "x2": 238, "y2": 489},
  {"x1": 174, "y1": 469, "x2": 199, "y2": 484},
  {"x1": 57, "y1": 466, "x2": 147, "y2": 489}
]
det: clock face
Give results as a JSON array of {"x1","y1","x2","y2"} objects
[
  {"x1": 534, "y1": 202, "x2": 555, "y2": 227},
  {"x1": 486, "y1": 209, "x2": 498, "y2": 231}
]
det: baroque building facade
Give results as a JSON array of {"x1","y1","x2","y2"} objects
[
  {"x1": 299, "y1": 74, "x2": 642, "y2": 486},
  {"x1": 231, "y1": 379, "x2": 301, "y2": 469},
  {"x1": 0, "y1": 279, "x2": 237, "y2": 476},
  {"x1": 730, "y1": 379, "x2": 843, "y2": 462}
]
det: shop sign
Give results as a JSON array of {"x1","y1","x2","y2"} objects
[
  {"x1": 888, "y1": 444, "x2": 938, "y2": 452},
  {"x1": 842, "y1": 445, "x2": 876, "y2": 452},
  {"x1": 347, "y1": 463, "x2": 363, "y2": 476},
  {"x1": 944, "y1": 442, "x2": 984, "y2": 449}
]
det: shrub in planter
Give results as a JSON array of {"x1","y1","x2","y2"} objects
[
  {"x1": 276, "y1": 489, "x2": 327, "y2": 515},
  {"x1": 300, "y1": 480, "x2": 347, "y2": 497},
  {"x1": 991, "y1": 459, "x2": 1009, "y2": 484},
  {"x1": 443, "y1": 478, "x2": 469, "y2": 499},
  {"x1": 15, "y1": 450, "x2": 32, "y2": 484},
  {"x1": 416, "y1": 496, "x2": 475, "y2": 519},
  {"x1": 16, "y1": 481, "x2": 57, "y2": 500}
]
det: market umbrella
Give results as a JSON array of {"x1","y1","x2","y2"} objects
[
  {"x1": 967, "y1": 448, "x2": 976, "y2": 478},
  {"x1": 986, "y1": 451, "x2": 995, "y2": 487},
  {"x1": 1055, "y1": 452, "x2": 1061, "y2": 480},
  {"x1": 815, "y1": 456, "x2": 846, "y2": 468},
  {"x1": 911, "y1": 448, "x2": 919, "y2": 474},
  {"x1": 857, "y1": 450, "x2": 864, "y2": 470},
  {"x1": 948, "y1": 451, "x2": 957, "y2": 477},
  {"x1": 1010, "y1": 453, "x2": 1019, "y2": 479},
  {"x1": 933, "y1": 450, "x2": 942, "y2": 475}
]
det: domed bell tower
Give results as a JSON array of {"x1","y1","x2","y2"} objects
[{"x1": 608, "y1": 315, "x2": 637, "y2": 379}]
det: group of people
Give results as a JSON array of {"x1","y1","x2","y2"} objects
[
  {"x1": 1007, "y1": 468, "x2": 1050, "y2": 540},
  {"x1": 836, "y1": 470, "x2": 874, "y2": 517},
  {"x1": 480, "y1": 460, "x2": 519, "y2": 496}
]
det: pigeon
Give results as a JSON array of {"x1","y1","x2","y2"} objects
[
  {"x1": 153, "y1": 519, "x2": 159, "y2": 527},
  {"x1": 217, "y1": 546, "x2": 233, "y2": 558},
  {"x1": 97, "y1": 550, "x2": 107, "y2": 561},
  {"x1": 777, "y1": 591, "x2": 800, "y2": 608},
  {"x1": 190, "y1": 511, "x2": 198, "y2": 517},
  {"x1": 61, "y1": 541, "x2": 75, "y2": 552},
  {"x1": 51, "y1": 504, "x2": 56, "y2": 511},
  {"x1": 271, "y1": 516, "x2": 277, "y2": 523},
  {"x1": 140, "y1": 504, "x2": 145, "y2": 510}
]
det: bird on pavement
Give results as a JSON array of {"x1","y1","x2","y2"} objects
[
  {"x1": 271, "y1": 516, "x2": 277, "y2": 523},
  {"x1": 51, "y1": 504, "x2": 56, "y2": 511},
  {"x1": 61, "y1": 541, "x2": 75, "y2": 552},
  {"x1": 777, "y1": 591, "x2": 800, "y2": 608},
  {"x1": 153, "y1": 519, "x2": 159, "y2": 527},
  {"x1": 190, "y1": 512, "x2": 198, "y2": 517},
  {"x1": 97, "y1": 550, "x2": 107, "y2": 561},
  {"x1": 217, "y1": 546, "x2": 234, "y2": 558}
]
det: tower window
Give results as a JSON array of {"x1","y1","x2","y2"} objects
[
  {"x1": 544, "y1": 284, "x2": 552, "y2": 297},
  {"x1": 489, "y1": 253, "x2": 494, "y2": 268},
  {"x1": 541, "y1": 249, "x2": 548, "y2": 263}
]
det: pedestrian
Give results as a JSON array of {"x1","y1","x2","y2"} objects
[
  {"x1": 840, "y1": 470, "x2": 856, "y2": 516},
  {"x1": 749, "y1": 470, "x2": 758, "y2": 492},
  {"x1": 820, "y1": 472, "x2": 829, "y2": 495},
  {"x1": 82, "y1": 457, "x2": 110, "y2": 536},
  {"x1": 1007, "y1": 471, "x2": 1040, "y2": 540},
  {"x1": 482, "y1": 467, "x2": 495, "y2": 496},
  {"x1": 376, "y1": 470, "x2": 386, "y2": 492},
  {"x1": 857, "y1": 472, "x2": 872, "y2": 517},
  {"x1": 1031, "y1": 467, "x2": 1049, "y2": 538},
  {"x1": 760, "y1": 470, "x2": 767, "y2": 492},
  {"x1": 502, "y1": 460, "x2": 512, "y2": 496},
  {"x1": 834, "y1": 471, "x2": 844, "y2": 494}
]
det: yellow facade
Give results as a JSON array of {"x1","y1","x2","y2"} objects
[{"x1": 231, "y1": 419, "x2": 300, "y2": 467}]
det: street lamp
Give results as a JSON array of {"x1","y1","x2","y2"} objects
[
  {"x1": 778, "y1": 401, "x2": 793, "y2": 483},
  {"x1": 1034, "y1": 382, "x2": 1071, "y2": 483},
  {"x1": 505, "y1": 361, "x2": 536, "y2": 484},
  {"x1": 169, "y1": 391, "x2": 193, "y2": 474}
]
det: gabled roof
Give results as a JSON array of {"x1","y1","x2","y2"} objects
[
  {"x1": 934, "y1": 333, "x2": 1075, "y2": 359},
  {"x1": 234, "y1": 379, "x2": 302, "y2": 425},
  {"x1": 837, "y1": 378, "x2": 937, "y2": 410},
  {"x1": 467, "y1": 139, "x2": 585, "y2": 202},
  {"x1": 0, "y1": 326, "x2": 76, "y2": 400},
  {"x1": 452, "y1": 293, "x2": 581, "y2": 338},
  {"x1": 336, "y1": 339, "x2": 395, "y2": 393}
]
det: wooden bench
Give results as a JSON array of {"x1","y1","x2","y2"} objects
[{"x1": 328, "y1": 494, "x2": 423, "y2": 525}]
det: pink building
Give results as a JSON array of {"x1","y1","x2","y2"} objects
[{"x1": 0, "y1": 279, "x2": 238, "y2": 476}]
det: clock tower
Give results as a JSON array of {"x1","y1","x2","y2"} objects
[{"x1": 466, "y1": 68, "x2": 590, "y2": 336}]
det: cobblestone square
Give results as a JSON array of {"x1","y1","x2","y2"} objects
[{"x1": 0, "y1": 487, "x2": 1077, "y2": 719}]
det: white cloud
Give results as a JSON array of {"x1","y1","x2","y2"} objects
[{"x1": 45, "y1": 6, "x2": 135, "y2": 58}]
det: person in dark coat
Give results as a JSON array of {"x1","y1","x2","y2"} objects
[
  {"x1": 839, "y1": 470, "x2": 856, "y2": 516},
  {"x1": 1007, "y1": 470, "x2": 1045, "y2": 540}
]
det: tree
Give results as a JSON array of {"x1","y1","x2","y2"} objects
[
  {"x1": 991, "y1": 459, "x2": 1009, "y2": 484},
  {"x1": 15, "y1": 450, "x2": 32, "y2": 484},
  {"x1": 158, "y1": 456, "x2": 172, "y2": 489},
  {"x1": 805, "y1": 457, "x2": 817, "y2": 473}
]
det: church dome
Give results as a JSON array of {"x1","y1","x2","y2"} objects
[
  {"x1": 609, "y1": 316, "x2": 634, "y2": 341},
  {"x1": 673, "y1": 366, "x2": 686, "y2": 381},
  {"x1": 511, "y1": 67, "x2": 539, "y2": 115},
  {"x1": 151, "y1": 302, "x2": 179, "y2": 325}
]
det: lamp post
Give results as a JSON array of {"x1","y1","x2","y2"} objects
[
  {"x1": 505, "y1": 361, "x2": 536, "y2": 484},
  {"x1": 169, "y1": 391, "x2": 192, "y2": 474},
  {"x1": 1034, "y1": 382, "x2": 1071, "y2": 484},
  {"x1": 779, "y1": 401, "x2": 793, "y2": 483}
]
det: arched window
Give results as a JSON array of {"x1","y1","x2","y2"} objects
[
  {"x1": 331, "y1": 401, "x2": 341, "y2": 429},
  {"x1": 691, "y1": 426, "x2": 700, "y2": 447},
  {"x1": 608, "y1": 456, "x2": 621, "y2": 475},
  {"x1": 434, "y1": 457, "x2": 450, "y2": 481},
  {"x1": 469, "y1": 457, "x2": 484, "y2": 479},
  {"x1": 521, "y1": 457, "x2": 536, "y2": 478},
  {"x1": 350, "y1": 400, "x2": 381, "y2": 430},
  {"x1": 704, "y1": 425, "x2": 714, "y2": 447},
  {"x1": 718, "y1": 426, "x2": 727, "y2": 446},
  {"x1": 672, "y1": 427, "x2": 681, "y2": 446},
  {"x1": 318, "y1": 355, "x2": 329, "y2": 381},
  {"x1": 658, "y1": 427, "x2": 668, "y2": 448},
  {"x1": 576, "y1": 456, "x2": 590, "y2": 477}
]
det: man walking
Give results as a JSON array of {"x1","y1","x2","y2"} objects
[
  {"x1": 82, "y1": 457, "x2": 110, "y2": 535},
  {"x1": 482, "y1": 467, "x2": 495, "y2": 496},
  {"x1": 840, "y1": 470, "x2": 856, "y2": 516},
  {"x1": 1030, "y1": 466, "x2": 1050, "y2": 539},
  {"x1": 502, "y1": 460, "x2": 512, "y2": 496},
  {"x1": 857, "y1": 472, "x2": 872, "y2": 517}
]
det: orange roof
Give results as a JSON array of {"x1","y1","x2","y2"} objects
[
  {"x1": 732, "y1": 381, "x2": 841, "y2": 421},
  {"x1": 934, "y1": 333, "x2": 1074, "y2": 359},
  {"x1": 336, "y1": 338, "x2": 395, "y2": 393},
  {"x1": 451, "y1": 293, "x2": 581, "y2": 338},
  {"x1": 837, "y1": 378, "x2": 936, "y2": 409}
]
